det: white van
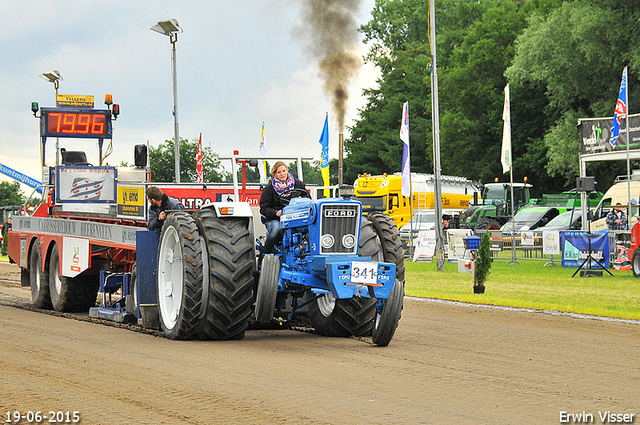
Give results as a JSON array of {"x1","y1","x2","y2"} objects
[{"x1": 590, "y1": 179, "x2": 640, "y2": 230}]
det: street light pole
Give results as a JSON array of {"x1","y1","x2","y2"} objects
[
  {"x1": 170, "y1": 33, "x2": 180, "y2": 183},
  {"x1": 39, "y1": 70, "x2": 62, "y2": 166},
  {"x1": 151, "y1": 19, "x2": 183, "y2": 183}
]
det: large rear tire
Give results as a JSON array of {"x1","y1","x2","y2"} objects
[
  {"x1": 194, "y1": 209, "x2": 255, "y2": 340},
  {"x1": 157, "y1": 212, "x2": 203, "y2": 340},
  {"x1": 48, "y1": 244, "x2": 99, "y2": 312},
  {"x1": 255, "y1": 254, "x2": 280, "y2": 324},
  {"x1": 476, "y1": 218, "x2": 503, "y2": 231},
  {"x1": 29, "y1": 240, "x2": 51, "y2": 309},
  {"x1": 367, "y1": 212, "x2": 405, "y2": 346},
  {"x1": 306, "y1": 217, "x2": 380, "y2": 337}
]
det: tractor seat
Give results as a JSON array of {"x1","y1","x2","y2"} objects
[{"x1": 61, "y1": 150, "x2": 91, "y2": 166}]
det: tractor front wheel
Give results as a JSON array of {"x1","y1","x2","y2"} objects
[
  {"x1": 372, "y1": 279, "x2": 404, "y2": 346},
  {"x1": 367, "y1": 212, "x2": 405, "y2": 346},
  {"x1": 255, "y1": 254, "x2": 280, "y2": 323}
]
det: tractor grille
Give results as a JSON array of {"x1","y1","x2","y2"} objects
[{"x1": 319, "y1": 203, "x2": 360, "y2": 254}]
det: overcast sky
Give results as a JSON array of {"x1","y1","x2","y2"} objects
[{"x1": 0, "y1": 0, "x2": 379, "y2": 194}]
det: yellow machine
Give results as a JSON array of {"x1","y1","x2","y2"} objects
[{"x1": 353, "y1": 173, "x2": 481, "y2": 228}]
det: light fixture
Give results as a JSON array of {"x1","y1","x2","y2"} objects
[
  {"x1": 39, "y1": 70, "x2": 62, "y2": 84},
  {"x1": 150, "y1": 19, "x2": 182, "y2": 36}
]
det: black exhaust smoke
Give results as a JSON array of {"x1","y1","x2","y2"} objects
[{"x1": 298, "y1": 0, "x2": 364, "y2": 133}]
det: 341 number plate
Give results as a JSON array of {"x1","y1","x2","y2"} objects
[{"x1": 351, "y1": 261, "x2": 377, "y2": 283}]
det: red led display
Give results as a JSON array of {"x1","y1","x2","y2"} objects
[{"x1": 44, "y1": 111, "x2": 110, "y2": 138}]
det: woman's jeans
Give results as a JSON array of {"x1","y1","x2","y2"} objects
[{"x1": 264, "y1": 219, "x2": 281, "y2": 253}]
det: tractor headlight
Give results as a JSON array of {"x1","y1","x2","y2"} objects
[
  {"x1": 321, "y1": 234, "x2": 335, "y2": 249},
  {"x1": 342, "y1": 234, "x2": 356, "y2": 249}
]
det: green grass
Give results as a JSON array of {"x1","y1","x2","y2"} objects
[{"x1": 406, "y1": 259, "x2": 640, "y2": 320}]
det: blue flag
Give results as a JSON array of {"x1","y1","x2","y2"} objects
[
  {"x1": 319, "y1": 114, "x2": 330, "y2": 196},
  {"x1": 610, "y1": 67, "x2": 628, "y2": 148}
]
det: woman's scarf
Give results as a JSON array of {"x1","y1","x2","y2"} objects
[{"x1": 272, "y1": 172, "x2": 295, "y2": 194}]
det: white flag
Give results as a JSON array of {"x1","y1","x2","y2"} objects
[{"x1": 501, "y1": 84, "x2": 512, "y2": 174}]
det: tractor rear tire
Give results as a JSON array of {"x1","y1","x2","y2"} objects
[
  {"x1": 633, "y1": 250, "x2": 640, "y2": 277},
  {"x1": 194, "y1": 209, "x2": 255, "y2": 341},
  {"x1": 29, "y1": 240, "x2": 51, "y2": 309},
  {"x1": 367, "y1": 212, "x2": 404, "y2": 346},
  {"x1": 255, "y1": 254, "x2": 279, "y2": 324},
  {"x1": 157, "y1": 212, "x2": 203, "y2": 340},
  {"x1": 476, "y1": 218, "x2": 503, "y2": 231},
  {"x1": 307, "y1": 217, "x2": 380, "y2": 337},
  {"x1": 48, "y1": 244, "x2": 99, "y2": 312}
]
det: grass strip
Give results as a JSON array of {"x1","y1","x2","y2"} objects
[{"x1": 405, "y1": 259, "x2": 640, "y2": 320}]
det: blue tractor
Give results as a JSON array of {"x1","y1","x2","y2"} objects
[
  {"x1": 149, "y1": 192, "x2": 403, "y2": 346},
  {"x1": 254, "y1": 194, "x2": 405, "y2": 346}
]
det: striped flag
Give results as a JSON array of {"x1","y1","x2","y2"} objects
[
  {"x1": 400, "y1": 102, "x2": 411, "y2": 198},
  {"x1": 196, "y1": 133, "x2": 203, "y2": 183},
  {"x1": 610, "y1": 67, "x2": 628, "y2": 148}
]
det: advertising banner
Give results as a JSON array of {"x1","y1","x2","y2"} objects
[
  {"x1": 413, "y1": 230, "x2": 435, "y2": 262},
  {"x1": 56, "y1": 166, "x2": 116, "y2": 203},
  {"x1": 578, "y1": 114, "x2": 640, "y2": 156},
  {"x1": 489, "y1": 230, "x2": 503, "y2": 251},
  {"x1": 542, "y1": 231, "x2": 561, "y2": 256},
  {"x1": 157, "y1": 184, "x2": 262, "y2": 210},
  {"x1": 613, "y1": 232, "x2": 631, "y2": 271},
  {"x1": 117, "y1": 185, "x2": 146, "y2": 220},
  {"x1": 560, "y1": 230, "x2": 609, "y2": 268}
]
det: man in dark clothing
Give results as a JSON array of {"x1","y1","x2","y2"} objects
[
  {"x1": 606, "y1": 202, "x2": 627, "y2": 231},
  {"x1": 259, "y1": 161, "x2": 310, "y2": 253},
  {"x1": 146, "y1": 186, "x2": 185, "y2": 231}
]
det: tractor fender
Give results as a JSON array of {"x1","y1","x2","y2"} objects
[{"x1": 200, "y1": 202, "x2": 253, "y2": 218}]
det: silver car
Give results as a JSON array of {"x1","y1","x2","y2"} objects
[{"x1": 399, "y1": 210, "x2": 437, "y2": 250}]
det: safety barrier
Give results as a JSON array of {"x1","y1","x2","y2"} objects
[
  {"x1": 400, "y1": 228, "x2": 631, "y2": 265},
  {"x1": 464, "y1": 229, "x2": 630, "y2": 265}
]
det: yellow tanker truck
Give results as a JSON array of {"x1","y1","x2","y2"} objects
[{"x1": 353, "y1": 172, "x2": 482, "y2": 228}]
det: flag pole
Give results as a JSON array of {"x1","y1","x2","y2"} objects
[
  {"x1": 508, "y1": 160, "x2": 519, "y2": 265},
  {"x1": 502, "y1": 84, "x2": 519, "y2": 265},
  {"x1": 429, "y1": 0, "x2": 445, "y2": 271},
  {"x1": 625, "y1": 66, "x2": 631, "y2": 226}
]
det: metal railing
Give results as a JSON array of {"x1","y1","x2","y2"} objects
[{"x1": 404, "y1": 228, "x2": 631, "y2": 266}]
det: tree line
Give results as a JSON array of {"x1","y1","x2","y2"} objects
[{"x1": 346, "y1": 0, "x2": 640, "y2": 196}]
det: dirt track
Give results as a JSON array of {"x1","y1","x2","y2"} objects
[{"x1": 0, "y1": 261, "x2": 639, "y2": 424}]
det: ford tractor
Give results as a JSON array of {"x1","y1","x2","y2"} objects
[{"x1": 254, "y1": 190, "x2": 405, "y2": 346}]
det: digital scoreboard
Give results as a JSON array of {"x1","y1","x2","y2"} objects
[{"x1": 40, "y1": 108, "x2": 112, "y2": 139}]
